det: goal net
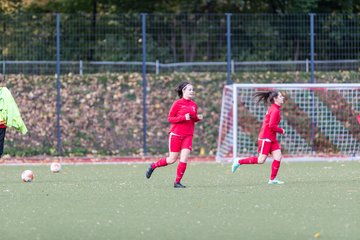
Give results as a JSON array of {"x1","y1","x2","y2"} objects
[{"x1": 216, "y1": 83, "x2": 360, "y2": 162}]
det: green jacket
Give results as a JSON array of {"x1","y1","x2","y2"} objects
[{"x1": 0, "y1": 87, "x2": 28, "y2": 135}]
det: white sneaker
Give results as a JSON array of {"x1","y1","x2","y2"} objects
[
  {"x1": 231, "y1": 160, "x2": 240, "y2": 173},
  {"x1": 268, "y1": 178, "x2": 284, "y2": 185}
]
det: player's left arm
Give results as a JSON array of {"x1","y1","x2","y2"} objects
[
  {"x1": 269, "y1": 110, "x2": 284, "y2": 134},
  {"x1": 192, "y1": 103, "x2": 203, "y2": 122}
]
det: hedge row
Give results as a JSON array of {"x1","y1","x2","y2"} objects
[{"x1": 4, "y1": 71, "x2": 357, "y2": 157}]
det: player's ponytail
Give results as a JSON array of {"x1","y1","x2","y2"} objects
[
  {"x1": 176, "y1": 81, "x2": 190, "y2": 98},
  {"x1": 253, "y1": 91, "x2": 279, "y2": 105}
]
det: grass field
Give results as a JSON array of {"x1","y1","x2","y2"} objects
[{"x1": 0, "y1": 161, "x2": 359, "y2": 240}]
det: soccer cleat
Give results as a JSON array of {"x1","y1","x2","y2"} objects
[
  {"x1": 146, "y1": 163, "x2": 154, "y2": 179},
  {"x1": 231, "y1": 160, "x2": 240, "y2": 173},
  {"x1": 268, "y1": 178, "x2": 284, "y2": 185},
  {"x1": 174, "y1": 182, "x2": 186, "y2": 188}
]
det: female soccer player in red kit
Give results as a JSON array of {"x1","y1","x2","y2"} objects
[
  {"x1": 232, "y1": 90, "x2": 285, "y2": 184},
  {"x1": 146, "y1": 82, "x2": 203, "y2": 188}
]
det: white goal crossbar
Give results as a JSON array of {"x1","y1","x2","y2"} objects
[{"x1": 216, "y1": 83, "x2": 360, "y2": 162}]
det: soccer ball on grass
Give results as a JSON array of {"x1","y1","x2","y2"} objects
[
  {"x1": 21, "y1": 170, "x2": 34, "y2": 182},
  {"x1": 50, "y1": 162, "x2": 62, "y2": 173}
]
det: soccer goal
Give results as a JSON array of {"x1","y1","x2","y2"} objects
[{"x1": 216, "y1": 83, "x2": 360, "y2": 162}]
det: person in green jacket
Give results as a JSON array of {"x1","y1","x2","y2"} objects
[
  {"x1": 0, "y1": 74, "x2": 27, "y2": 157},
  {"x1": 0, "y1": 74, "x2": 6, "y2": 157}
]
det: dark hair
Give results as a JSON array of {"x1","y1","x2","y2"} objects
[
  {"x1": 253, "y1": 91, "x2": 279, "y2": 105},
  {"x1": 175, "y1": 81, "x2": 190, "y2": 98}
]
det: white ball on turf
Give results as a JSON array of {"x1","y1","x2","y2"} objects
[
  {"x1": 50, "y1": 162, "x2": 61, "y2": 173},
  {"x1": 21, "y1": 170, "x2": 34, "y2": 182}
]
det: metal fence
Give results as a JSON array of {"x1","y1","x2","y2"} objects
[
  {"x1": 2, "y1": 13, "x2": 360, "y2": 75},
  {"x1": 1, "y1": 13, "x2": 360, "y2": 156}
]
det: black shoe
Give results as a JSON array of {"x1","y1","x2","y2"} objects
[
  {"x1": 174, "y1": 182, "x2": 186, "y2": 188},
  {"x1": 146, "y1": 163, "x2": 154, "y2": 179}
]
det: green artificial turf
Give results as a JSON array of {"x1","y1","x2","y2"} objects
[{"x1": 0, "y1": 161, "x2": 359, "y2": 240}]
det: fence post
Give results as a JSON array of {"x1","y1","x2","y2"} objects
[
  {"x1": 310, "y1": 13, "x2": 315, "y2": 84},
  {"x1": 156, "y1": 60, "x2": 159, "y2": 74},
  {"x1": 141, "y1": 13, "x2": 148, "y2": 156},
  {"x1": 79, "y1": 60, "x2": 83, "y2": 76},
  {"x1": 226, "y1": 13, "x2": 232, "y2": 85},
  {"x1": 56, "y1": 13, "x2": 62, "y2": 155},
  {"x1": 309, "y1": 13, "x2": 316, "y2": 152}
]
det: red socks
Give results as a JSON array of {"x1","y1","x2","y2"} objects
[
  {"x1": 239, "y1": 156, "x2": 258, "y2": 165},
  {"x1": 237, "y1": 157, "x2": 282, "y2": 180},
  {"x1": 175, "y1": 162, "x2": 187, "y2": 183},
  {"x1": 151, "y1": 157, "x2": 168, "y2": 169},
  {"x1": 151, "y1": 158, "x2": 187, "y2": 184},
  {"x1": 270, "y1": 159, "x2": 281, "y2": 180}
]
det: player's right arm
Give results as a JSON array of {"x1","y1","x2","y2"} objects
[{"x1": 168, "y1": 101, "x2": 188, "y2": 123}]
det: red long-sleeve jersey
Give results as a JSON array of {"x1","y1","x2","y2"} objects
[
  {"x1": 168, "y1": 98, "x2": 200, "y2": 136},
  {"x1": 258, "y1": 103, "x2": 284, "y2": 142}
]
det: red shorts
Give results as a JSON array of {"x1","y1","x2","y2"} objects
[
  {"x1": 258, "y1": 139, "x2": 281, "y2": 155},
  {"x1": 169, "y1": 133, "x2": 193, "y2": 152}
]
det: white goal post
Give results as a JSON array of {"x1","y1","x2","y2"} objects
[{"x1": 216, "y1": 83, "x2": 360, "y2": 162}]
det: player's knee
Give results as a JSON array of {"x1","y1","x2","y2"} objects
[
  {"x1": 273, "y1": 155, "x2": 282, "y2": 161},
  {"x1": 167, "y1": 157, "x2": 177, "y2": 164},
  {"x1": 257, "y1": 157, "x2": 266, "y2": 164},
  {"x1": 179, "y1": 159, "x2": 188, "y2": 163}
]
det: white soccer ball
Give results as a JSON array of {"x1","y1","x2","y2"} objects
[
  {"x1": 21, "y1": 170, "x2": 34, "y2": 182},
  {"x1": 50, "y1": 162, "x2": 61, "y2": 173}
]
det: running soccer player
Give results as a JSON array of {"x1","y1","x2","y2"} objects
[
  {"x1": 232, "y1": 90, "x2": 285, "y2": 185},
  {"x1": 146, "y1": 81, "x2": 203, "y2": 188}
]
